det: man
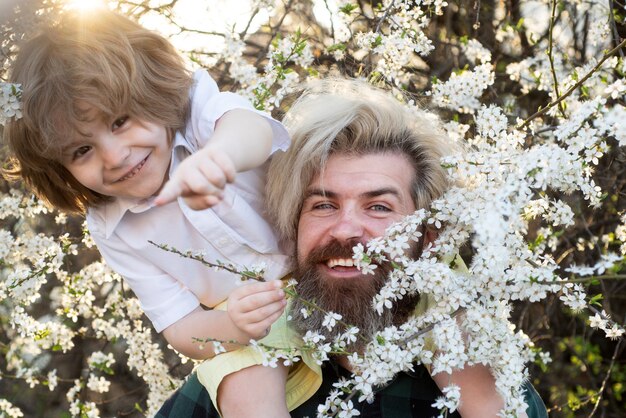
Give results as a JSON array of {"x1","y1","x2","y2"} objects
[{"x1": 156, "y1": 79, "x2": 547, "y2": 418}]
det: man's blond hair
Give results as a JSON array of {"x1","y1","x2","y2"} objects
[
  {"x1": 2, "y1": 11, "x2": 192, "y2": 213},
  {"x1": 266, "y1": 78, "x2": 455, "y2": 243}
]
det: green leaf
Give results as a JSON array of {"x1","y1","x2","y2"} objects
[
  {"x1": 372, "y1": 35, "x2": 383, "y2": 48},
  {"x1": 588, "y1": 294, "x2": 603, "y2": 306},
  {"x1": 327, "y1": 43, "x2": 347, "y2": 52},
  {"x1": 271, "y1": 34, "x2": 281, "y2": 48},
  {"x1": 580, "y1": 85, "x2": 589, "y2": 99},
  {"x1": 339, "y1": 3, "x2": 358, "y2": 15},
  {"x1": 34, "y1": 329, "x2": 51, "y2": 341}
]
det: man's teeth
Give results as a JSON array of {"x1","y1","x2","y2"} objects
[{"x1": 326, "y1": 258, "x2": 355, "y2": 268}]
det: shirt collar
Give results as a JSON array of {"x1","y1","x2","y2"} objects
[
  {"x1": 172, "y1": 129, "x2": 193, "y2": 154},
  {"x1": 104, "y1": 196, "x2": 157, "y2": 238}
]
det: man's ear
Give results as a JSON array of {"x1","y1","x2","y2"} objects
[{"x1": 422, "y1": 226, "x2": 438, "y2": 248}]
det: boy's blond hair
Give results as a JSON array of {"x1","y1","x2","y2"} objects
[
  {"x1": 266, "y1": 78, "x2": 456, "y2": 243},
  {"x1": 2, "y1": 11, "x2": 192, "y2": 213}
]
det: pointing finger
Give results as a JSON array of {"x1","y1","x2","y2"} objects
[{"x1": 154, "y1": 180, "x2": 183, "y2": 206}]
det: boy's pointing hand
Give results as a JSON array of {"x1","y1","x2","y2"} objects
[{"x1": 154, "y1": 146, "x2": 236, "y2": 210}]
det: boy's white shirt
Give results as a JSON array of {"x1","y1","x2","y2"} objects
[{"x1": 86, "y1": 70, "x2": 291, "y2": 333}]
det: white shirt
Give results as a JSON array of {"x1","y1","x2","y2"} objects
[{"x1": 87, "y1": 70, "x2": 291, "y2": 332}]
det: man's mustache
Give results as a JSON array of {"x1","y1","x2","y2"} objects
[{"x1": 303, "y1": 238, "x2": 371, "y2": 266}]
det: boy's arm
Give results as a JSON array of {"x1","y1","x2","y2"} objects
[
  {"x1": 155, "y1": 109, "x2": 273, "y2": 209},
  {"x1": 432, "y1": 365, "x2": 528, "y2": 418},
  {"x1": 204, "y1": 108, "x2": 274, "y2": 172},
  {"x1": 162, "y1": 279, "x2": 286, "y2": 359}
]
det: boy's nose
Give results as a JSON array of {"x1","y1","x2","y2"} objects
[{"x1": 101, "y1": 141, "x2": 130, "y2": 169}]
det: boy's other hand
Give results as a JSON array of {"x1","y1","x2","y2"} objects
[
  {"x1": 154, "y1": 147, "x2": 236, "y2": 210},
  {"x1": 226, "y1": 280, "x2": 287, "y2": 342}
]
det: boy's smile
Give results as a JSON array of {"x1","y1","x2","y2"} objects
[
  {"x1": 62, "y1": 115, "x2": 171, "y2": 200},
  {"x1": 115, "y1": 154, "x2": 149, "y2": 182}
]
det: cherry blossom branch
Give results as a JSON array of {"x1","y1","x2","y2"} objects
[
  {"x1": 534, "y1": 274, "x2": 626, "y2": 285},
  {"x1": 473, "y1": 0, "x2": 481, "y2": 31},
  {"x1": 148, "y1": 241, "x2": 266, "y2": 281},
  {"x1": 238, "y1": 5, "x2": 261, "y2": 38},
  {"x1": 150, "y1": 241, "x2": 365, "y2": 341},
  {"x1": 283, "y1": 286, "x2": 363, "y2": 337},
  {"x1": 588, "y1": 339, "x2": 623, "y2": 417},
  {"x1": 375, "y1": 0, "x2": 396, "y2": 33},
  {"x1": 7, "y1": 263, "x2": 50, "y2": 289},
  {"x1": 547, "y1": 0, "x2": 566, "y2": 118},
  {"x1": 517, "y1": 38, "x2": 626, "y2": 130},
  {"x1": 400, "y1": 308, "x2": 463, "y2": 345},
  {"x1": 253, "y1": 0, "x2": 296, "y2": 67},
  {"x1": 587, "y1": 305, "x2": 625, "y2": 342},
  {"x1": 329, "y1": 308, "x2": 463, "y2": 417},
  {"x1": 608, "y1": 0, "x2": 625, "y2": 58}
]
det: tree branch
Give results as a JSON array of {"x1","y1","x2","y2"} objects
[{"x1": 517, "y1": 38, "x2": 626, "y2": 130}]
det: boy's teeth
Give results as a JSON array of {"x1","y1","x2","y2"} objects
[
  {"x1": 326, "y1": 258, "x2": 355, "y2": 268},
  {"x1": 119, "y1": 158, "x2": 146, "y2": 181}
]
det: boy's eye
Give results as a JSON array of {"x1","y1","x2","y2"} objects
[
  {"x1": 112, "y1": 116, "x2": 129, "y2": 130},
  {"x1": 73, "y1": 145, "x2": 92, "y2": 160}
]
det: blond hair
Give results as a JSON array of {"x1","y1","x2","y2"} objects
[
  {"x1": 2, "y1": 10, "x2": 192, "y2": 213},
  {"x1": 266, "y1": 78, "x2": 455, "y2": 242}
]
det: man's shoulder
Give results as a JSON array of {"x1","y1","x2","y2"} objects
[
  {"x1": 523, "y1": 381, "x2": 549, "y2": 418},
  {"x1": 154, "y1": 373, "x2": 219, "y2": 418},
  {"x1": 291, "y1": 361, "x2": 460, "y2": 418}
]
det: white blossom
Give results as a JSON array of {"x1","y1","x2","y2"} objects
[
  {"x1": 0, "y1": 82, "x2": 22, "y2": 125},
  {"x1": 430, "y1": 63, "x2": 495, "y2": 113},
  {"x1": 322, "y1": 312, "x2": 343, "y2": 331}
]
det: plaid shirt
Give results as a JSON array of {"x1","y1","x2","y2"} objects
[{"x1": 155, "y1": 362, "x2": 547, "y2": 418}]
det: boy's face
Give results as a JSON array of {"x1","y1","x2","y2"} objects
[{"x1": 61, "y1": 113, "x2": 171, "y2": 200}]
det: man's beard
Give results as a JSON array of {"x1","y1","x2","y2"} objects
[{"x1": 290, "y1": 239, "x2": 420, "y2": 352}]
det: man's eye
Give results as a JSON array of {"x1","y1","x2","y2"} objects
[
  {"x1": 73, "y1": 145, "x2": 92, "y2": 160},
  {"x1": 313, "y1": 203, "x2": 335, "y2": 210},
  {"x1": 112, "y1": 116, "x2": 129, "y2": 130},
  {"x1": 370, "y1": 204, "x2": 391, "y2": 212}
]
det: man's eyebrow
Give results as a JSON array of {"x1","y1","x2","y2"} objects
[
  {"x1": 303, "y1": 187, "x2": 401, "y2": 199},
  {"x1": 361, "y1": 187, "x2": 401, "y2": 199},
  {"x1": 303, "y1": 188, "x2": 337, "y2": 199}
]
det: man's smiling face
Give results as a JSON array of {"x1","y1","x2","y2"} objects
[
  {"x1": 296, "y1": 152, "x2": 417, "y2": 275},
  {"x1": 292, "y1": 152, "x2": 420, "y2": 346}
]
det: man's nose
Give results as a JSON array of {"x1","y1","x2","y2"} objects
[{"x1": 329, "y1": 208, "x2": 364, "y2": 242}]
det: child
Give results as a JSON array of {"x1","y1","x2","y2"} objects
[{"x1": 2, "y1": 10, "x2": 317, "y2": 418}]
